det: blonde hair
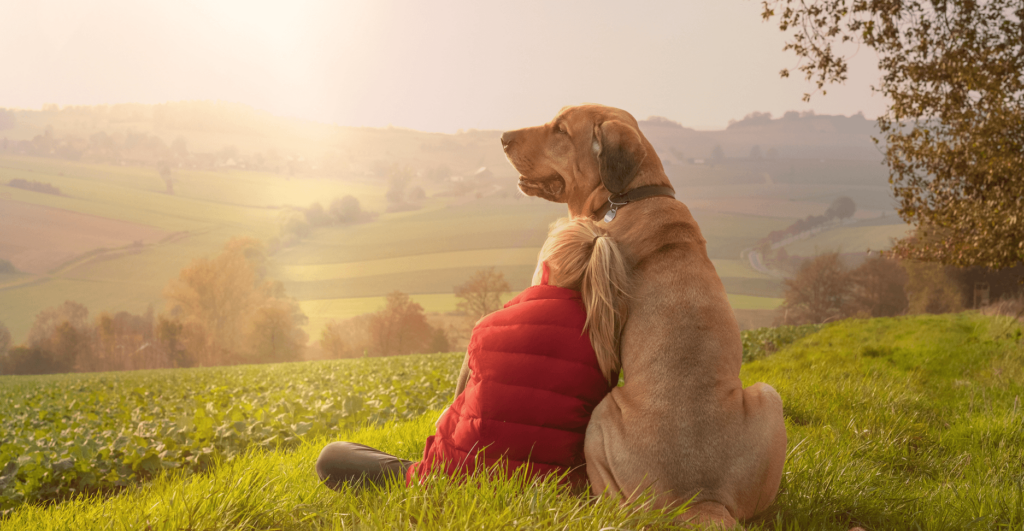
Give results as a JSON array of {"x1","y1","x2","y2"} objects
[{"x1": 532, "y1": 217, "x2": 630, "y2": 385}]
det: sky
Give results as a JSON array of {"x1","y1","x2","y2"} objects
[{"x1": 0, "y1": 0, "x2": 888, "y2": 133}]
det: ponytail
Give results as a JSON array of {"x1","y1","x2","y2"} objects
[
  {"x1": 582, "y1": 234, "x2": 630, "y2": 386},
  {"x1": 536, "y1": 217, "x2": 630, "y2": 386}
]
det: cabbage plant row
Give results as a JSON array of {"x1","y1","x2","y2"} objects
[{"x1": 0, "y1": 353, "x2": 462, "y2": 511}]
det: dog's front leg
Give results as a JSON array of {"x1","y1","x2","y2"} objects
[{"x1": 584, "y1": 395, "x2": 624, "y2": 498}]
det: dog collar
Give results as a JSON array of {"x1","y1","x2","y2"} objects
[{"x1": 595, "y1": 185, "x2": 676, "y2": 222}]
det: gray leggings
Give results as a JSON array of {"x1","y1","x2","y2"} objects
[{"x1": 315, "y1": 441, "x2": 414, "y2": 490}]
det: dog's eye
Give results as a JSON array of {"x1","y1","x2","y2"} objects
[{"x1": 556, "y1": 124, "x2": 568, "y2": 135}]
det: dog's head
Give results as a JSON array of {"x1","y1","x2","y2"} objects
[{"x1": 501, "y1": 104, "x2": 664, "y2": 216}]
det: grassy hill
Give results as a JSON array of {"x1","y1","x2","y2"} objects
[{"x1": 3, "y1": 312, "x2": 1022, "y2": 530}]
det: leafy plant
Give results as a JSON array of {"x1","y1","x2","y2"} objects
[{"x1": 0, "y1": 353, "x2": 462, "y2": 510}]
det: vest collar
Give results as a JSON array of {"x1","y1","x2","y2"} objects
[{"x1": 504, "y1": 284, "x2": 581, "y2": 308}]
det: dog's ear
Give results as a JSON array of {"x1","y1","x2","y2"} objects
[{"x1": 594, "y1": 120, "x2": 647, "y2": 194}]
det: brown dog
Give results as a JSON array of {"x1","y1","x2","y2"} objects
[{"x1": 500, "y1": 104, "x2": 787, "y2": 528}]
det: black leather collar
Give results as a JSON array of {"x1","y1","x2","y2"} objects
[{"x1": 594, "y1": 185, "x2": 676, "y2": 222}]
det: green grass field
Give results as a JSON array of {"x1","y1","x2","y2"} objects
[{"x1": 3, "y1": 312, "x2": 1022, "y2": 529}]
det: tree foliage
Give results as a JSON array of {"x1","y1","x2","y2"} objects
[
  {"x1": 454, "y1": 268, "x2": 511, "y2": 320},
  {"x1": 368, "y1": 291, "x2": 433, "y2": 357},
  {"x1": 762, "y1": 0, "x2": 1024, "y2": 270},
  {"x1": 164, "y1": 237, "x2": 307, "y2": 364}
]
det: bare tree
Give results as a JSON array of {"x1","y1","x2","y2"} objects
[
  {"x1": 779, "y1": 253, "x2": 851, "y2": 325},
  {"x1": 454, "y1": 268, "x2": 511, "y2": 320}
]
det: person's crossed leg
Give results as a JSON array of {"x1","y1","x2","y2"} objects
[{"x1": 315, "y1": 441, "x2": 413, "y2": 489}]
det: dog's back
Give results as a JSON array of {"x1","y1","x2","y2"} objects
[{"x1": 586, "y1": 197, "x2": 786, "y2": 525}]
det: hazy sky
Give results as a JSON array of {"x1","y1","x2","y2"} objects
[{"x1": 0, "y1": 0, "x2": 887, "y2": 133}]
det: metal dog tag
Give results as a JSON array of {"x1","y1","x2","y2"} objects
[{"x1": 603, "y1": 208, "x2": 617, "y2": 223}]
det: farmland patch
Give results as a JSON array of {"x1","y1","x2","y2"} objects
[
  {"x1": 0, "y1": 199, "x2": 167, "y2": 274},
  {"x1": 782, "y1": 223, "x2": 912, "y2": 256},
  {"x1": 275, "y1": 248, "x2": 540, "y2": 282}
]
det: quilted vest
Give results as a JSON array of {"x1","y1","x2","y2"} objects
[{"x1": 406, "y1": 271, "x2": 613, "y2": 487}]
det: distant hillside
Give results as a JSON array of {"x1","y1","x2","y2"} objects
[
  {"x1": 0, "y1": 102, "x2": 513, "y2": 183},
  {"x1": 0, "y1": 103, "x2": 885, "y2": 180},
  {"x1": 639, "y1": 111, "x2": 882, "y2": 163}
]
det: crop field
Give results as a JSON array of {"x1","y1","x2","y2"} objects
[
  {"x1": 4, "y1": 313, "x2": 1023, "y2": 530},
  {"x1": 275, "y1": 248, "x2": 541, "y2": 282},
  {"x1": 0, "y1": 353, "x2": 464, "y2": 511},
  {"x1": 1, "y1": 153, "x2": 799, "y2": 343}
]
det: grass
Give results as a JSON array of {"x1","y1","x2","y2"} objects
[
  {"x1": 8, "y1": 312, "x2": 1022, "y2": 530},
  {"x1": 726, "y1": 294, "x2": 784, "y2": 310},
  {"x1": 2, "y1": 415, "x2": 689, "y2": 530}
]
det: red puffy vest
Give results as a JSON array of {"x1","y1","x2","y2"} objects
[{"x1": 406, "y1": 280, "x2": 613, "y2": 487}]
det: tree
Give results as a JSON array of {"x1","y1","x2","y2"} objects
[
  {"x1": 454, "y1": 268, "x2": 511, "y2": 320},
  {"x1": 320, "y1": 321, "x2": 350, "y2": 358},
  {"x1": 248, "y1": 297, "x2": 308, "y2": 363},
  {"x1": 367, "y1": 291, "x2": 432, "y2": 356},
  {"x1": 157, "y1": 160, "x2": 174, "y2": 194},
  {"x1": 427, "y1": 328, "x2": 450, "y2": 353},
  {"x1": 91, "y1": 309, "x2": 155, "y2": 371},
  {"x1": 825, "y1": 196, "x2": 856, "y2": 220},
  {"x1": 164, "y1": 237, "x2": 307, "y2": 364},
  {"x1": 328, "y1": 195, "x2": 362, "y2": 223},
  {"x1": 304, "y1": 202, "x2": 330, "y2": 226},
  {"x1": 27, "y1": 301, "x2": 92, "y2": 373},
  {"x1": 779, "y1": 253, "x2": 852, "y2": 325},
  {"x1": 320, "y1": 314, "x2": 374, "y2": 358},
  {"x1": 762, "y1": 1, "x2": 1024, "y2": 271},
  {"x1": 847, "y1": 256, "x2": 909, "y2": 318}
]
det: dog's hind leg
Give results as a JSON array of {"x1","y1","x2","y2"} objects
[{"x1": 732, "y1": 382, "x2": 787, "y2": 520}]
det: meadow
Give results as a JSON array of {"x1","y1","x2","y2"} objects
[
  {"x1": 3, "y1": 312, "x2": 1023, "y2": 530},
  {"x1": 1, "y1": 153, "x2": 798, "y2": 346}
]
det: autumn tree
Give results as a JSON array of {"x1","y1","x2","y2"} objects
[
  {"x1": 26, "y1": 301, "x2": 92, "y2": 373},
  {"x1": 319, "y1": 314, "x2": 374, "y2": 359},
  {"x1": 779, "y1": 253, "x2": 852, "y2": 325},
  {"x1": 454, "y1": 268, "x2": 511, "y2": 320},
  {"x1": 847, "y1": 255, "x2": 909, "y2": 318},
  {"x1": 367, "y1": 291, "x2": 432, "y2": 356},
  {"x1": 164, "y1": 237, "x2": 307, "y2": 364},
  {"x1": 762, "y1": 0, "x2": 1024, "y2": 271},
  {"x1": 90, "y1": 308, "x2": 155, "y2": 371}
]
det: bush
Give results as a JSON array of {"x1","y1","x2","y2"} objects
[
  {"x1": 8, "y1": 178, "x2": 60, "y2": 195},
  {"x1": 741, "y1": 323, "x2": 825, "y2": 362}
]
